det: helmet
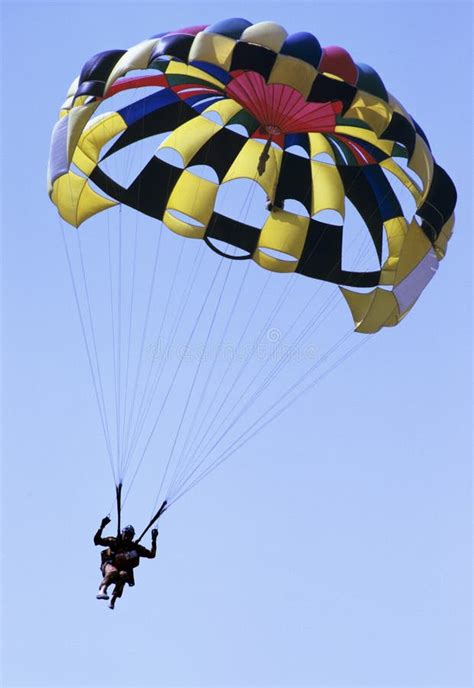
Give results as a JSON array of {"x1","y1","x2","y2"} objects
[{"x1": 121, "y1": 525, "x2": 135, "y2": 538}]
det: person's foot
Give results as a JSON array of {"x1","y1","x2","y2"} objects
[
  {"x1": 108, "y1": 597, "x2": 116, "y2": 610},
  {"x1": 96, "y1": 590, "x2": 109, "y2": 600}
]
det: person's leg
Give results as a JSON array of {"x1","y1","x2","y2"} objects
[
  {"x1": 108, "y1": 570, "x2": 128, "y2": 609},
  {"x1": 97, "y1": 564, "x2": 118, "y2": 599}
]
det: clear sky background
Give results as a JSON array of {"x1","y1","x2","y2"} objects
[{"x1": 1, "y1": 2, "x2": 472, "y2": 687}]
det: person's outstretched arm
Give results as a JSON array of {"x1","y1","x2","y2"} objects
[
  {"x1": 137, "y1": 529, "x2": 158, "y2": 558},
  {"x1": 94, "y1": 516, "x2": 112, "y2": 546}
]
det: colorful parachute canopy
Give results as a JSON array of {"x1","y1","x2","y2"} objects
[{"x1": 48, "y1": 18, "x2": 456, "y2": 333}]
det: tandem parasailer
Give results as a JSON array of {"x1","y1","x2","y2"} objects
[{"x1": 93, "y1": 487, "x2": 167, "y2": 609}]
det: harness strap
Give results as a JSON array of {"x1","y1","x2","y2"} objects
[
  {"x1": 136, "y1": 500, "x2": 168, "y2": 544},
  {"x1": 116, "y1": 482, "x2": 123, "y2": 543}
]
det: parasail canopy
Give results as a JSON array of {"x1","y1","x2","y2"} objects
[{"x1": 48, "y1": 18, "x2": 456, "y2": 334}]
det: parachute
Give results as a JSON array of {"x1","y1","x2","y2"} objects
[{"x1": 48, "y1": 19, "x2": 456, "y2": 515}]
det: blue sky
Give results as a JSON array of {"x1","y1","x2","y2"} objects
[{"x1": 1, "y1": 2, "x2": 472, "y2": 687}]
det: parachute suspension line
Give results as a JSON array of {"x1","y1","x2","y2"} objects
[
  {"x1": 168, "y1": 290, "x2": 344, "y2": 499},
  {"x1": 208, "y1": 290, "x2": 340, "y2": 446},
  {"x1": 232, "y1": 330, "x2": 365, "y2": 462},
  {"x1": 250, "y1": 292, "x2": 340, "y2": 397},
  {"x1": 206, "y1": 293, "x2": 342, "y2": 463},
  {"x1": 121, "y1": 241, "x2": 205, "y2": 483},
  {"x1": 63, "y1": 148, "x2": 119, "y2": 471},
  {"x1": 148, "y1": 253, "x2": 228, "y2": 516},
  {"x1": 173, "y1": 269, "x2": 273, "y2": 477},
  {"x1": 125, "y1": 172, "x2": 258, "y2": 504},
  {"x1": 206, "y1": 279, "x2": 330, "y2": 437},
  {"x1": 107, "y1": 217, "x2": 121, "y2": 475},
  {"x1": 59, "y1": 220, "x2": 116, "y2": 480},
  {"x1": 240, "y1": 168, "x2": 260, "y2": 220},
  {"x1": 117, "y1": 209, "x2": 124, "y2": 475},
  {"x1": 171, "y1": 328, "x2": 359, "y2": 500},
  {"x1": 122, "y1": 243, "x2": 213, "y2": 507},
  {"x1": 168, "y1": 252, "x2": 250, "y2": 497},
  {"x1": 165, "y1": 250, "x2": 239, "y2": 498},
  {"x1": 169, "y1": 332, "x2": 352, "y2": 501},
  {"x1": 153, "y1": 254, "x2": 231, "y2": 510},
  {"x1": 120, "y1": 221, "x2": 163, "y2": 470},
  {"x1": 121, "y1": 236, "x2": 191, "y2": 474},
  {"x1": 76, "y1": 229, "x2": 117, "y2": 459},
  {"x1": 121, "y1": 243, "x2": 206, "y2": 503},
  {"x1": 164, "y1": 183, "x2": 278, "y2": 489},
  {"x1": 176, "y1": 271, "x2": 297, "y2": 473},
  {"x1": 162, "y1": 175, "x2": 271, "y2": 489},
  {"x1": 119, "y1": 219, "x2": 139, "y2": 474},
  {"x1": 247, "y1": 279, "x2": 346, "y2": 403},
  {"x1": 166, "y1": 180, "x2": 261, "y2": 485},
  {"x1": 170, "y1": 333, "x2": 371, "y2": 504}
]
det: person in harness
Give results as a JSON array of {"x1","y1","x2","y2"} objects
[{"x1": 94, "y1": 516, "x2": 158, "y2": 609}]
